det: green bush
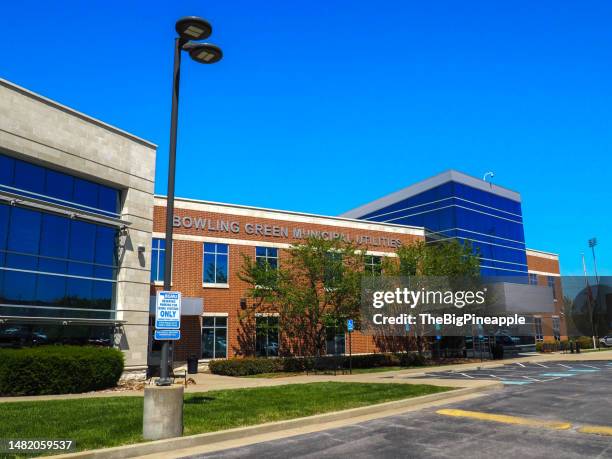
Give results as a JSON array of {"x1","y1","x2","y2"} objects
[
  {"x1": 0, "y1": 346, "x2": 124, "y2": 396},
  {"x1": 209, "y1": 352, "x2": 429, "y2": 376},
  {"x1": 575, "y1": 336, "x2": 595, "y2": 349},
  {"x1": 398, "y1": 352, "x2": 427, "y2": 367},
  {"x1": 208, "y1": 357, "x2": 282, "y2": 376}
]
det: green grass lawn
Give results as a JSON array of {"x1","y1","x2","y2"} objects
[{"x1": 0, "y1": 382, "x2": 451, "y2": 456}]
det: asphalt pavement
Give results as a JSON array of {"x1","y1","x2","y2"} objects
[{"x1": 185, "y1": 361, "x2": 612, "y2": 459}]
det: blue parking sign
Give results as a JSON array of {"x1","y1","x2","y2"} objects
[{"x1": 347, "y1": 319, "x2": 354, "y2": 332}]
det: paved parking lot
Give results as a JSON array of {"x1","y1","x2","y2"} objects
[
  {"x1": 406, "y1": 360, "x2": 612, "y2": 385},
  {"x1": 188, "y1": 362, "x2": 612, "y2": 459}
]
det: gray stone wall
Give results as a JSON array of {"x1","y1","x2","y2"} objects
[{"x1": 0, "y1": 79, "x2": 157, "y2": 368}]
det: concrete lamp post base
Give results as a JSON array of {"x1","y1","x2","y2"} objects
[{"x1": 143, "y1": 385, "x2": 184, "y2": 440}]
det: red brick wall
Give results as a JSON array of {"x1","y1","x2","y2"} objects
[{"x1": 526, "y1": 252, "x2": 566, "y2": 340}]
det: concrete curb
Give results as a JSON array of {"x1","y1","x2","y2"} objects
[{"x1": 50, "y1": 383, "x2": 499, "y2": 459}]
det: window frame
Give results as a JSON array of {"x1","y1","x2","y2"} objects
[
  {"x1": 151, "y1": 238, "x2": 173, "y2": 285},
  {"x1": 202, "y1": 242, "x2": 229, "y2": 287},
  {"x1": 201, "y1": 314, "x2": 228, "y2": 360}
]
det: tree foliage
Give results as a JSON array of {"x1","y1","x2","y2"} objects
[{"x1": 240, "y1": 237, "x2": 365, "y2": 356}]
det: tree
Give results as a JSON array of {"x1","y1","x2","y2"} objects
[
  {"x1": 385, "y1": 240, "x2": 481, "y2": 355},
  {"x1": 394, "y1": 240, "x2": 480, "y2": 277},
  {"x1": 239, "y1": 236, "x2": 365, "y2": 357}
]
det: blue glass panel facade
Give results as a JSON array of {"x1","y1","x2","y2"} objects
[
  {"x1": 360, "y1": 180, "x2": 528, "y2": 277},
  {"x1": 0, "y1": 152, "x2": 120, "y2": 218},
  {"x1": 0, "y1": 202, "x2": 118, "y2": 319}
]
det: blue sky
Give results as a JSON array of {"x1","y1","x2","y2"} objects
[{"x1": 0, "y1": 1, "x2": 610, "y2": 275}]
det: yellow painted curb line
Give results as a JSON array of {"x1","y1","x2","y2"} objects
[
  {"x1": 436, "y1": 409, "x2": 572, "y2": 430},
  {"x1": 578, "y1": 425, "x2": 612, "y2": 436}
]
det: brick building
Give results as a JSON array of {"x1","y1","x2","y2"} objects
[{"x1": 149, "y1": 194, "x2": 565, "y2": 365}]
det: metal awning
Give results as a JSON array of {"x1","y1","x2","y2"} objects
[
  {"x1": 0, "y1": 316, "x2": 126, "y2": 326},
  {"x1": 0, "y1": 190, "x2": 131, "y2": 228}
]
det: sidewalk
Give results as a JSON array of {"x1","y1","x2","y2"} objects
[{"x1": 2, "y1": 349, "x2": 610, "y2": 403}]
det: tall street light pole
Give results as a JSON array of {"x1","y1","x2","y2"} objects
[
  {"x1": 588, "y1": 238, "x2": 599, "y2": 285},
  {"x1": 158, "y1": 16, "x2": 223, "y2": 387}
]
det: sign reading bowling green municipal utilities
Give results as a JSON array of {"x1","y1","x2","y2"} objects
[
  {"x1": 154, "y1": 329, "x2": 181, "y2": 340},
  {"x1": 155, "y1": 291, "x2": 181, "y2": 330}
]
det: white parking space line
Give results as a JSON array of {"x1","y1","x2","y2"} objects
[
  {"x1": 533, "y1": 363, "x2": 549, "y2": 368},
  {"x1": 459, "y1": 373, "x2": 475, "y2": 378},
  {"x1": 558, "y1": 364, "x2": 572, "y2": 369},
  {"x1": 516, "y1": 363, "x2": 526, "y2": 367},
  {"x1": 580, "y1": 364, "x2": 600, "y2": 369},
  {"x1": 522, "y1": 376, "x2": 542, "y2": 382}
]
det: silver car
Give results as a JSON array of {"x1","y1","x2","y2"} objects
[{"x1": 599, "y1": 336, "x2": 612, "y2": 347}]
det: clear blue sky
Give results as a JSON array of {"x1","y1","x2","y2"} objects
[{"x1": 0, "y1": 0, "x2": 610, "y2": 275}]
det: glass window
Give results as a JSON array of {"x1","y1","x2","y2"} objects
[
  {"x1": 0, "y1": 202, "x2": 117, "y2": 317},
  {"x1": 547, "y1": 276, "x2": 557, "y2": 300},
  {"x1": 0, "y1": 323, "x2": 113, "y2": 347},
  {"x1": 203, "y1": 243, "x2": 228, "y2": 284},
  {"x1": 151, "y1": 238, "x2": 166, "y2": 282},
  {"x1": 552, "y1": 316, "x2": 561, "y2": 340},
  {"x1": 14, "y1": 160, "x2": 45, "y2": 194},
  {"x1": 0, "y1": 153, "x2": 121, "y2": 217},
  {"x1": 256, "y1": 247, "x2": 278, "y2": 270},
  {"x1": 256, "y1": 316, "x2": 279, "y2": 357},
  {"x1": 324, "y1": 252, "x2": 342, "y2": 287},
  {"x1": 40, "y1": 214, "x2": 70, "y2": 259},
  {"x1": 364, "y1": 255, "x2": 382, "y2": 276},
  {"x1": 201, "y1": 316, "x2": 227, "y2": 359},
  {"x1": 69, "y1": 221, "x2": 96, "y2": 263},
  {"x1": 0, "y1": 154, "x2": 14, "y2": 186},
  {"x1": 528, "y1": 273, "x2": 538, "y2": 285},
  {"x1": 534, "y1": 317, "x2": 543, "y2": 342},
  {"x1": 45, "y1": 169, "x2": 74, "y2": 202}
]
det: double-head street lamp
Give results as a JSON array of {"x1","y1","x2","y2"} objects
[
  {"x1": 158, "y1": 17, "x2": 222, "y2": 386},
  {"x1": 588, "y1": 237, "x2": 599, "y2": 285}
]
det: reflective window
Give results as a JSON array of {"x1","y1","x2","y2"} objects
[
  {"x1": 256, "y1": 316, "x2": 279, "y2": 357},
  {"x1": 201, "y1": 316, "x2": 227, "y2": 359},
  {"x1": 534, "y1": 317, "x2": 544, "y2": 342},
  {"x1": 151, "y1": 238, "x2": 166, "y2": 282},
  {"x1": 0, "y1": 323, "x2": 113, "y2": 347},
  {"x1": 364, "y1": 255, "x2": 382, "y2": 276},
  {"x1": 0, "y1": 202, "x2": 117, "y2": 319},
  {"x1": 256, "y1": 246, "x2": 278, "y2": 270},
  {"x1": 0, "y1": 153, "x2": 120, "y2": 218},
  {"x1": 552, "y1": 316, "x2": 561, "y2": 340},
  {"x1": 548, "y1": 276, "x2": 557, "y2": 300},
  {"x1": 528, "y1": 273, "x2": 538, "y2": 285},
  {"x1": 203, "y1": 243, "x2": 228, "y2": 284},
  {"x1": 324, "y1": 252, "x2": 343, "y2": 287}
]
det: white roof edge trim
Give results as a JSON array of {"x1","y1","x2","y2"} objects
[
  {"x1": 154, "y1": 195, "x2": 425, "y2": 236},
  {"x1": 341, "y1": 169, "x2": 522, "y2": 219},
  {"x1": 526, "y1": 248, "x2": 559, "y2": 259},
  {"x1": 0, "y1": 78, "x2": 157, "y2": 149}
]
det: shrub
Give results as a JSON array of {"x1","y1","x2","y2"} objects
[
  {"x1": 575, "y1": 336, "x2": 595, "y2": 350},
  {"x1": 208, "y1": 357, "x2": 282, "y2": 376},
  {"x1": 209, "y1": 352, "x2": 429, "y2": 376},
  {"x1": 398, "y1": 352, "x2": 426, "y2": 367},
  {"x1": 0, "y1": 345, "x2": 124, "y2": 396}
]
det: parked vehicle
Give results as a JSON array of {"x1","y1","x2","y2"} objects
[{"x1": 599, "y1": 336, "x2": 612, "y2": 347}]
